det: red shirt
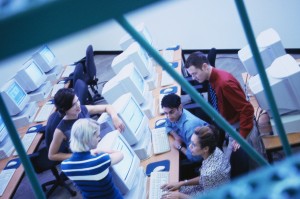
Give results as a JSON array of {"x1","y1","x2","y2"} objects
[{"x1": 209, "y1": 68, "x2": 254, "y2": 138}]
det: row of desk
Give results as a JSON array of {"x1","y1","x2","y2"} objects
[
  {"x1": 0, "y1": 47, "x2": 183, "y2": 198},
  {"x1": 0, "y1": 65, "x2": 70, "y2": 199}
]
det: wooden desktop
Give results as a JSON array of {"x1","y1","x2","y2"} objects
[{"x1": 140, "y1": 48, "x2": 183, "y2": 198}]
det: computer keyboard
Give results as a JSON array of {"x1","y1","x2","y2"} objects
[
  {"x1": 149, "y1": 171, "x2": 169, "y2": 199},
  {"x1": 151, "y1": 127, "x2": 170, "y2": 154},
  {"x1": 162, "y1": 50, "x2": 174, "y2": 62},
  {"x1": 161, "y1": 71, "x2": 174, "y2": 87},
  {"x1": 0, "y1": 168, "x2": 16, "y2": 196},
  {"x1": 34, "y1": 104, "x2": 55, "y2": 122},
  {"x1": 13, "y1": 132, "x2": 37, "y2": 156},
  {"x1": 51, "y1": 83, "x2": 65, "y2": 97}
]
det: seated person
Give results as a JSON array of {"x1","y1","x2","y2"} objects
[
  {"x1": 161, "y1": 93, "x2": 208, "y2": 179},
  {"x1": 61, "y1": 118, "x2": 124, "y2": 199},
  {"x1": 49, "y1": 88, "x2": 125, "y2": 162},
  {"x1": 161, "y1": 125, "x2": 231, "y2": 199}
]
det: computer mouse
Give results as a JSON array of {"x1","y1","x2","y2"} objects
[
  {"x1": 156, "y1": 119, "x2": 166, "y2": 126},
  {"x1": 163, "y1": 88, "x2": 173, "y2": 94},
  {"x1": 29, "y1": 126, "x2": 37, "y2": 131},
  {"x1": 7, "y1": 160, "x2": 17, "y2": 167},
  {"x1": 46, "y1": 101, "x2": 52, "y2": 105},
  {"x1": 153, "y1": 166, "x2": 165, "y2": 172}
]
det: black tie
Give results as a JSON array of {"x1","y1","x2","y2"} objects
[{"x1": 208, "y1": 84, "x2": 218, "y2": 111}]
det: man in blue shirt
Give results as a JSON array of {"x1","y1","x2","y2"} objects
[{"x1": 161, "y1": 93, "x2": 208, "y2": 179}]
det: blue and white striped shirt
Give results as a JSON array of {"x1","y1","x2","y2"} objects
[{"x1": 61, "y1": 151, "x2": 123, "y2": 199}]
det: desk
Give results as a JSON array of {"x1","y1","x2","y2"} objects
[
  {"x1": 0, "y1": 65, "x2": 72, "y2": 199},
  {"x1": 242, "y1": 73, "x2": 300, "y2": 163},
  {"x1": 140, "y1": 48, "x2": 182, "y2": 198}
]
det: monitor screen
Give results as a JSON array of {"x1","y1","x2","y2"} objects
[
  {"x1": 32, "y1": 45, "x2": 58, "y2": 72},
  {"x1": 249, "y1": 54, "x2": 300, "y2": 117},
  {"x1": 120, "y1": 95, "x2": 144, "y2": 136},
  {"x1": 15, "y1": 60, "x2": 46, "y2": 92},
  {"x1": 98, "y1": 130, "x2": 140, "y2": 195},
  {"x1": 0, "y1": 115, "x2": 8, "y2": 142},
  {"x1": 40, "y1": 46, "x2": 55, "y2": 65},
  {"x1": 0, "y1": 79, "x2": 29, "y2": 116}
]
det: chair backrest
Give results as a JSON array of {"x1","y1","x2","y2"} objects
[
  {"x1": 74, "y1": 79, "x2": 93, "y2": 105},
  {"x1": 85, "y1": 44, "x2": 97, "y2": 83},
  {"x1": 207, "y1": 47, "x2": 217, "y2": 67},
  {"x1": 73, "y1": 62, "x2": 85, "y2": 88},
  {"x1": 45, "y1": 111, "x2": 64, "y2": 148}
]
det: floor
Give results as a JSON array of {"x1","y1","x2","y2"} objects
[{"x1": 12, "y1": 52, "x2": 300, "y2": 199}]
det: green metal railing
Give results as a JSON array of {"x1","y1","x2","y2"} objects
[{"x1": 0, "y1": 0, "x2": 293, "y2": 198}]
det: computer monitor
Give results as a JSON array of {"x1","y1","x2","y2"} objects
[
  {"x1": 32, "y1": 45, "x2": 58, "y2": 73},
  {"x1": 98, "y1": 93, "x2": 150, "y2": 146},
  {"x1": 119, "y1": 22, "x2": 154, "y2": 51},
  {"x1": 0, "y1": 114, "x2": 8, "y2": 142},
  {"x1": 112, "y1": 42, "x2": 154, "y2": 79},
  {"x1": 0, "y1": 115, "x2": 14, "y2": 159},
  {"x1": 238, "y1": 28, "x2": 286, "y2": 76},
  {"x1": 249, "y1": 54, "x2": 300, "y2": 117},
  {"x1": 0, "y1": 79, "x2": 30, "y2": 116},
  {"x1": 98, "y1": 130, "x2": 140, "y2": 195},
  {"x1": 14, "y1": 59, "x2": 47, "y2": 93},
  {"x1": 102, "y1": 62, "x2": 150, "y2": 105}
]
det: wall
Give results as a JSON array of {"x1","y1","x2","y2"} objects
[{"x1": 0, "y1": 0, "x2": 299, "y2": 86}]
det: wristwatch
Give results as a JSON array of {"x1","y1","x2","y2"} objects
[{"x1": 176, "y1": 145, "x2": 182, "y2": 151}]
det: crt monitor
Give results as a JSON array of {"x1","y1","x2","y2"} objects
[
  {"x1": 0, "y1": 79, "x2": 30, "y2": 116},
  {"x1": 102, "y1": 62, "x2": 149, "y2": 105},
  {"x1": 0, "y1": 114, "x2": 8, "y2": 142},
  {"x1": 249, "y1": 54, "x2": 300, "y2": 117},
  {"x1": 238, "y1": 28, "x2": 286, "y2": 76},
  {"x1": 119, "y1": 22, "x2": 153, "y2": 51},
  {"x1": 98, "y1": 93, "x2": 149, "y2": 146},
  {"x1": 97, "y1": 130, "x2": 140, "y2": 195},
  {"x1": 32, "y1": 45, "x2": 58, "y2": 72},
  {"x1": 111, "y1": 42, "x2": 153, "y2": 79},
  {"x1": 14, "y1": 59, "x2": 47, "y2": 93}
]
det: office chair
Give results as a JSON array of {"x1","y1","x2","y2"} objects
[
  {"x1": 29, "y1": 111, "x2": 76, "y2": 198},
  {"x1": 230, "y1": 147, "x2": 251, "y2": 179},
  {"x1": 74, "y1": 79, "x2": 93, "y2": 105},
  {"x1": 85, "y1": 45, "x2": 102, "y2": 101}
]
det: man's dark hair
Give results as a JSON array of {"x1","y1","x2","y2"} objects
[
  {"x1": 185, "y1": 51, "x2": 209, "y2": 70},
  {"x1": 161, "y1": 93, "x2": 181, "y2": 109}
]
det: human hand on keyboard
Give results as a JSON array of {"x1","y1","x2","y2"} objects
[
  {"x1": 161, "y1": 181, "x2": 183, "y2": 192},
  {"x1": 161, "y1": 191, "x2": 187, "y2": 199}
]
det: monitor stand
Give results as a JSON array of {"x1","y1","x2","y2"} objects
[
  {"x1": 123, "y1": 167, "x2": 147, "y2": 199},
  {"x1": 45, "y1": 64, "x2": 63, "y2": 82},
  {"x1": 131, "y1": 127, "x2": 152, "y2": 160},
  {"x1": 12, "y1": 101, "x2": 38, "y2": 129},
  {"x1": 271, "y1": 113, "x2": 300, "y2": 135},
  {"x1": 28, "y1": 81, "x2": 52, "y2": 102},
  {"x1": 141, "y1": 91, "x2": 155, "y2": 119}
]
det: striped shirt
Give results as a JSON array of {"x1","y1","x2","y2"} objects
[{"x1": 61, "y1": 151, "x2": 123, "y2": 199}]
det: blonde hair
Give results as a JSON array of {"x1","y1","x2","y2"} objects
[{"x1": 69, "y1": 118, "x2": 100, "y2": 152}]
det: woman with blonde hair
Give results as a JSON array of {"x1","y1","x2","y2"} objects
[{"x1": 61, "y1": 118, "x2": 124, "y2": 199}]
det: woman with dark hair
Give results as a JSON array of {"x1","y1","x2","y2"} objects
[
  {"x1": 48, "y1": 88, "x2": 125, "y2": 162},
  {"x1": 161, "y1": 125, "x2": 231, "y2": 199}
]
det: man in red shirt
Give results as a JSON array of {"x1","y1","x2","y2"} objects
[{"x1": 184, "y1": 51, "x2": 262, "y2": 176}]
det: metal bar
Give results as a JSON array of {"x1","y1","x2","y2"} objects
[
  {"x1": 234, "y1": 0, "x2": 292, "y2": 156},
  {"x1": 0, "y1": 0, "x2": 162, "y2": 61},
  {"x1": 0, "y1": 96, "x2": 45, "y2": 199},
  {"x1": 115, "y1": 15, "x2": 269, "y2": 166}
]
